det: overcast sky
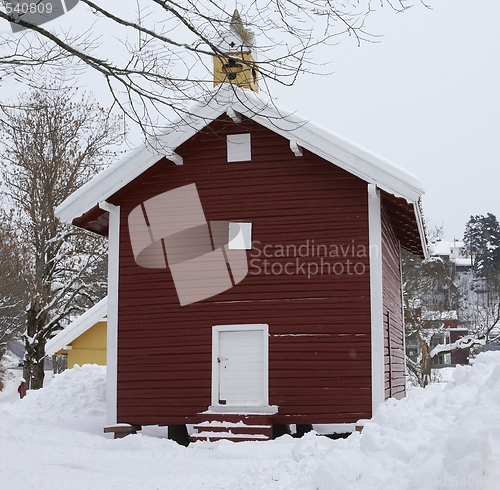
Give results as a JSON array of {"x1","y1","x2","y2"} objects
[
  {"x1": 271, "y1": 0, "x2": 500, "y2": 241},
  {"x1": 1, "y1": 1, "x2": 498, "y2": 242}
]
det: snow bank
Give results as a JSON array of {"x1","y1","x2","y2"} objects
[
  {"x1": 310, "y1": 352, "x2": 500, "y2": 489},
  {"x1": 230, "y1": 432, "x2": 333, "y2": 489},
  {"x1": 0, "y1": 362, "x2": 295, "y2": 490},
  {"x1": 2, "y1": 355, "x2": 500, "y2": 489},
  {"x1": 10, "y1": 364, "x2": 106, "y2": 420}
]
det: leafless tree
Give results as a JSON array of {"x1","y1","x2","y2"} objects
[
  {"x1": 0, "y1": 1, "x2": 415, "y2": 141},
  {"x1": 0, "y1": 85, "x2": 123, "y2": 389},
  {"x1": 402, "y1": 248, "x2": 458, "y2": 387},
  {"x1": 404, "y1": 217, "x2": 500, "y2": 387},
  {"x1": 0, "y1": 206, "x2": 26, "y2": 379},
  {"x1": 435, "y1": 213, "x2": 500, "y2": 359},
  {"x1": 434, "y1": 272, "x2": 500, "y2": 359}
]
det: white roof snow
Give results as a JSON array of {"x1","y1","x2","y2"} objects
[
  {"x1": 420, "y1": 310, "x2": 458, "y2": 321},
  {"x1": 56, "y1": 85, "x2": 425, "y2": 224},
  {"x1": 455, "y1": 257, "x2": 473, "y2": 267},
  {"x1": 45, "y1": 297, "x2": 108, "y2": 357},
  {"x1": 430, "y1": 240, "x2": 465, "y2": 256}
]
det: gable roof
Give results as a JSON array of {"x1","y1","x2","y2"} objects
[
  {"x1": 56, "y1": 85, "x2": 425, "y2": 227},
  {"x1": 45, "y1": 297, "x2": 107, "y2": 357}
]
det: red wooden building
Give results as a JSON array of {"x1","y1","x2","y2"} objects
[{"x1": 56, "y1": 17, "x2": 426, "y2": 442}]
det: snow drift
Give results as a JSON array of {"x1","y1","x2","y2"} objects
[
  {"x1": 12, "y1": 363, "x2": 106, "y2": 419},
  {"x1": 1, "y1": 354, "x2": 500, "y2": 489},
  {"x1": 310, "y1": 352, "x2": 500, "y2": 489}
]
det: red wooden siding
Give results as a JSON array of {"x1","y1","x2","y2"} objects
[
  {"x1": 450, "y1": 330, "x2": 470, "y2": 365},
  {"x1": 381, "y1": 207, "x2": 406, "y2": 400},
  {"x1": 110, "y1": 115, "x2": 373, "y2": 426}
]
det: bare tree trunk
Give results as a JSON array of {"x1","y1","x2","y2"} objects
[
  {"x1": 417, "y1": 334, "x2": 432, "y2": 387},
  {"x1": 52, "y1": 354, "x2": 67, "y2": 374},
  {"x1": 22, "y1": 304, "x2": 49, "y2": 389},
  {"x1": 23, "y1": 339, "x2": 46, "y2": 390}
]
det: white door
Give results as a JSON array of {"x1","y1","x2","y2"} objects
[{"x1": 217, "y1": 329, "x2": 264, "y2": 406}]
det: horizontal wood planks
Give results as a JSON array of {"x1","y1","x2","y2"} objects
[
  {"x1": 112, "y1": 116, "x2": 373, "y2": 426},
  {"x1": 381, "y1": 208, "x2": 406, "y2": 400}
]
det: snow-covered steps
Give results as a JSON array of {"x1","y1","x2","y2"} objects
[{"x1": 191, "y1": 413, "x2": 272, "y2": 442}]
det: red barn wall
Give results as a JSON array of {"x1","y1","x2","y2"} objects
[
  {"x1": 110, "y1": 116, "x2": 374, "y2": 426},
  {"x1": 381, "y1": 208, "x2": 406, "y2": 400}
]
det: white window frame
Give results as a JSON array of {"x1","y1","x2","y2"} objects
[
  {"x1": 228, "y1": 222, "x2": 252, "y2": 250},
  {"x1": 227, "y1": 133, "x2": 251, "y2": 162}
]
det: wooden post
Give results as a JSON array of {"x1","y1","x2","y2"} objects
[{"x1": 104, "y1": 424, "x2": 142, "y2": 439}]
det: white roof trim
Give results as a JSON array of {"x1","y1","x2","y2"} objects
[
  {"x1": 45, "y1": 297, "x2": 108, "y2": 356},
  {"x1": 413, "y1": 201, "x2": 429, "y2": 259},
  {"x1": 56, "y1": 86, "x2": 424, "y2": 224}
]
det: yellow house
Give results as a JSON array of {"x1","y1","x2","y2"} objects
[{"x1": 46, "y1": 297, "x2": 107, "y2": 367}]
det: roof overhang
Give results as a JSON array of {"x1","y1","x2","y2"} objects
[
  {"x1": 45, "y1": 297, "x2": 108, "y2": 356},
  {"x1": 380, "y1": 191, "x2": 428, "y2": 259},
  {"x1": 56, "y1": 85, "x2": 426, "y2": 250}
]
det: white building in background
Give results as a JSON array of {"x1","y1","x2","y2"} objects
[{"x1": 429, "y1": 240, "x2": 474, "y2": 270}]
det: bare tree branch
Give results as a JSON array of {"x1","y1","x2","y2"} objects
[{"x1": 0, "y1": 1, "x2": 414, "y2": 141}]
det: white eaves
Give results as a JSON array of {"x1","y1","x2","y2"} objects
[
  {"x1": 56, "y1": 85, "x2": 424, "y2": 225},
  {"x1": 45, "y1": 297, "x2": 108, "y2": 357}
]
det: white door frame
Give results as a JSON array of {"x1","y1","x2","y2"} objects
[{"x1": 210, "y1": 324, "x2": 277, "y2": 413}]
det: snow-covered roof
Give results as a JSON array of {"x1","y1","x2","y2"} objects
[
  {"x1": 430, "y1": 240, "x2": 465, "y2": 256},
  {"x1": 420, "y1": 310, "x2": 458, "y2": 321},
  {"x1": 431, "y1": 242, "x2": 452, "y2": 256},
  {"x1": 429, "y1": 240, "x2": 473, "y2": 267},
  {"x1": 45, "y1": 297, "x2": 108, "y2": 357},
  {"x1": 56, "y1": 85, "x2": 425, "y2": 225}
]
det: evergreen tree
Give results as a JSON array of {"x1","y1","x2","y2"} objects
[
  {"x1": 461, "y1": 213, "x2": 500, "y2": 346},
  {"x1": 463, "y1": 213, "x2": 500, "y2": 292}
]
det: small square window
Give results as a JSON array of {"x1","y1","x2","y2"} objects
[
  {"x1": 228, "y1": 222, "x2": 252, "y2": 250},
  {"x1": 227, "y1": 134, "x2": 251, "y2": 162}
]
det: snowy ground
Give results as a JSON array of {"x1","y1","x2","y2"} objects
[{"x1": 1, "y1": 355, "x2": 500, "y2": 490}]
